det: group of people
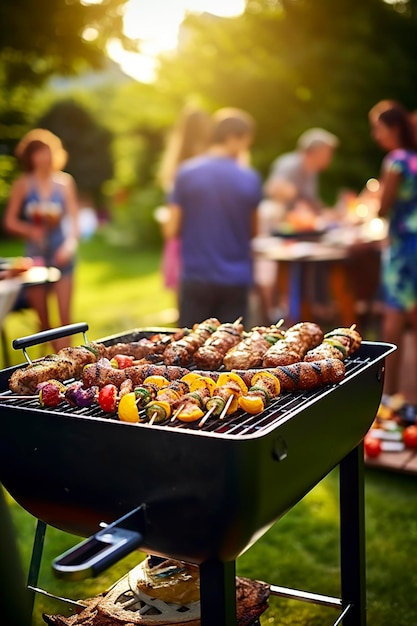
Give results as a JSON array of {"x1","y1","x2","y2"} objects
[
  {"x1": 157, "y1": 101, "x2": 417, "y2": 401},
  {"x1": 2, "y1": 100, "x2": 417, "y2": 400}
]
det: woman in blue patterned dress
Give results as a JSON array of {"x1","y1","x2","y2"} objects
[
  {"x1": 4, "y1": 129, "x2": 79, "y2": 351},
  {"x1": 369, "y1": 100, "x2": 417, "y2": 398}
]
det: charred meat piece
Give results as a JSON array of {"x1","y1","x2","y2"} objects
[
  {"x1": 223, "y1": 325, "x2": 285, "y2": 370},
  {"x1": 193, "y1": 321, "x2": 244, "y2": 370},
  {"x1": 304, "y1": 326, "x2": 362, "y2": 362},
  {"x1": 262, "y1": 322, "x2": 323, "y2": 367},
  {"x1": 8, "y1": 344, "x2": 104, "y2": 394},
  {"x1": 233, "y1": 358, "x2": 346, "y2": 392},
  {"x1": 163, "y1": 318, "x2": 221, "y2": 366}
]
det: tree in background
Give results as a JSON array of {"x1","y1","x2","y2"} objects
[{"x1": 158, "y1": 0, "x2": 417, "y2": 202}]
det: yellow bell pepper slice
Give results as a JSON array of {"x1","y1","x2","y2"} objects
[
  {"x1": 118, "y1": 392, "x2": 139, "y2": 423},
  {"x1": 238, "y1": 394, "x2": 265, "y2": 414},
  {"x1": 216, "y1": 372, "x2": 248, "y2": 395},
  {"x1": 176, "y1": 404, "x2": 205, "y2": 422},
  {"x1": 189, "y1": 376, "x2": 217, "y2": 396},
  {"x1": 250, "y1": 371, "x2": 281, "y2": 396},
  {"x1": 180, "y1": 372, "x2": 202, "y2": 385},
  {"x1": 142, "y1": 375, "x2": 170, "y2": 389},
  {"x1": 145, "y1": 400, "x2": 171, "y2": 423}
]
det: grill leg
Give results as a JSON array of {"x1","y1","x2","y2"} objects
[
  {"x1": 199, "y1": 559, "x2": 237, "y2": 626},
  {"x1": 339, "y1": 442, "x2": 366, "y2": 626}
]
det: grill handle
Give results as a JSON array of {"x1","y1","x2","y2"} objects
[
  {"x1": 52, "y1": 505, "x2": 146, "y2": 581},
  {"x1": 13, "y1": 323, "x2": 89, "y2": 363}
]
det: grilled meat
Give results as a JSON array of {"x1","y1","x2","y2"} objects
[
  {"x1": 233, "y1": 358, "x2": 346, "y2": 392},
  {"x1": 8, "y1": 343, "x2": 106, "y2": 394},
  {"x1": 105, "y1": 330, "x2": 186, "y2": 360},
  {"x1": 223, "y1": 325, "x2": 285, "y2": 370},
  {"x1": 163, "y1": 318, "x2": 220, "y2": 366},
  {"x1": 262, "y1": 322, "x2": 323, "y2": 367},
  {"x1": 82, "y1": 362, "x2": 190, "y2": 389},
  {"x1": 304, "y1": 326, "x2": 362, "y2": 362},
  {"x1": 193, "y1": 321, "x2": 244, "y2": 370}
]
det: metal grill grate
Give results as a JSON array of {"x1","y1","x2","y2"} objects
[{"x1": 0, "y1": 352, "x2": 375, "y2": 437}]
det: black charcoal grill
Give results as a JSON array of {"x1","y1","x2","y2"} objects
[{"x1": 0, "y1": 323, "x2": 396, "y2": 626}]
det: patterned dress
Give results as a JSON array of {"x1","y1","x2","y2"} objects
[{"x1": 382, "y1": 149, "x2": 417, "y2": 310}]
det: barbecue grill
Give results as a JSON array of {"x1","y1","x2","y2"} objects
[{"x1": 0, "y1": 323, "x2": 396, "y2": 626}]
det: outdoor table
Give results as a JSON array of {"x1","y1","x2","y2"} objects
[
  {"x1": 0, "y1": 264, "x2": 61, "y2": 366},
  {"x1": 253, "y1": 219, "x2": 387, "y2": 325}
]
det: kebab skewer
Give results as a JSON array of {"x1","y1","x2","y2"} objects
[
  {"x1": 304, "y1": 325, "x2": 362, "y2": 362},
  {"x1": 193, "y1": 319, "x2": 245, "y2": 370},
  {"x1": 222, "y1": 322, "x2": 285, "y2": 370},
  {"x1": 262, "y1": 322, "x2": 323, "y2": 368},
  {"x1": 163, "y1": 318, "x2": 221, "y2": 366}
]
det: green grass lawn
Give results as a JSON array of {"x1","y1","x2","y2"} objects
[{"x1": 1, "y1": 231, "x2": 417, "y2": 625}]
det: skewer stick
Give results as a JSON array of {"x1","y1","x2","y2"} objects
[
  {"x1": 149, "y1": 412, "x2": 158, "y2": 425},
  {"x1": 276, "y1": 318, "x2": 284, "y2": 328},
  {"x1": 219, "y1": 393, "x2": 235, "y2": 420},
  {"x1": 171, "y1": 403, "x2": 185, "y2": 422},
  {"x1": 1, "y1": 395, "x2": 39, "y2": 400},
  {"x1": 198, "y1": 404, "x2": 217, "y2": 428},
  {"x1": 233, "y1": 316, "x2": 243, "y2": 326}
]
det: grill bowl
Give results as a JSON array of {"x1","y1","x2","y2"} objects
[{"x1": 0, "y1": 336, "x2": 394, "y2": 564}]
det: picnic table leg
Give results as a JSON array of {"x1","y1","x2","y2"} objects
[{"x1": 329, "y1": 261, "x2": 356, "y2": 327}]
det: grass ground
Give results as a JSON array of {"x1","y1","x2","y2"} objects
[{"x1": 1, "y1": 232, "x2": 416, "y2": 625}]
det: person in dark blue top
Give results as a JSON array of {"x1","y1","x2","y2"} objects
[
  {"x1": 167, "y1": 108, "x2": 262, "y2": 327},
  {"x1": 4, "y1": 129, "x2": 79, "y2": 351}
]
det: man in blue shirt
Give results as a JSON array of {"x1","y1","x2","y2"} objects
[{"x1": 168, "y1": 108, "x2": 263, "y2": 327}]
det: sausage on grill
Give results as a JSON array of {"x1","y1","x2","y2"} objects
[
  {"x1": 262, "y1": 322, "x2": 323, "y2": 368},
  {"x1": 304, "y1": 326, "x2": 362, "y2": 362},
  {"x1": 193, "y1": 321, "x2": 244, "y2": 370},
  {"x1": 163, "y1": 318, "x2": 221, "y2": 366},
  {"x1": 223, "y1": 325, "x2": 285, "y2": 370},
  {"x1": 232, "y1": 358, "x2": 346, "y2": 392}
]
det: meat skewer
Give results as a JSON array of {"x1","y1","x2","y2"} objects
[
  {"x1": 233, "y1": 358, "x2": 346, "y2": 392},
  {"x1": 162, "y1": 318, "x2": 221, "y2": 366},
  {"x1": 105, "y1": 329, "x2": 188, "y2": 361},
  {"x1": 262, "y1": 322, "x2": 324, "y2": 368},
  {"x1": 193, "y1": 318, "x2": 245, "y2": 370},
  {"x1": 304, "y1": 325, "x2": 362, "y2": 362},
  {"x1": 223, "y1": 322, "x2": 285, "y2": 370}
]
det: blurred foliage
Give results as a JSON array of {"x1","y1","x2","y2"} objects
[
  {"x1": 0, "y1": 0, "x2": 136, "y2": 87},
  {"x1": 1, "y1": 0, "x2": 417, "y2": 238},
  {"x1": 158, "y1": 0, "x2": 417, "y2": 203}
]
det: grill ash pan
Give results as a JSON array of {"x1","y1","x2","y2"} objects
[{"x1": 0, "y1": 327, "x2": 394, "y2": 565}]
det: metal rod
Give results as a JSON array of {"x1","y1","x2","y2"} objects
[
  {"x1": 199, "y1": 560, "x2": 237, "y2": 626},
  {"x1": 339, "y1": 442, "x2": 367, "y2": 626},
  {"x1": 27, "y1": 519, "x2": 47, "y2": 618},
  {"x1": 333, "y1": 603, "x2": 354, "y2": 626},
  {"x1": 269, "y1": 584, "x2": 342, "y2": 608}
]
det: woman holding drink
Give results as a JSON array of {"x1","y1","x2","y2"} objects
[{"x1": 4, "y1": 129, "x2": 79, "y2": 351}]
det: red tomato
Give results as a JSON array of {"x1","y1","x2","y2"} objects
[
  {"x1": 364, "y1": 436, "x2": 382, "y2": 458},
  {"x1": 98, "y1": 384, "x2": 118, "y2": 412},
  {"x1": 110, "y1": 354, "x2": 134, "y2": 369},
  {"x1": 402, "y1": 425, "x2": 417, "y2": 449}
]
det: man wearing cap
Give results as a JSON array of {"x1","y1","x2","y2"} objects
[{"x1": 265, "y1": 127, "x2": 339, "y2": 212}]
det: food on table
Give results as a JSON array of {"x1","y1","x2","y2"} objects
[
  {"x1": 163, "y1": 318, "x2": 221, "y2": 366},
  {"x1": 364, "y1": 436, "x2": 382, "y2": 458},
  {"x1": 403, "y1": 425, "x2": 417, "y2": 449},
  {"x1": 223, "y1": 323, "x2": 285, "y2": 370},
  {"x1": 304, "y1": 325, "x2": 362, "y2": 361},
  {"x1": 262, "y1": 322, "x2": 323, "y2": 367},
  {"x1": 193, "y1": 319, "x2": 244, "y2": 370}
]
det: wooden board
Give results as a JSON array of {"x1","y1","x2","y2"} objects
[{"x1": 365, "y1": 449, "x2": 417, "y2": 475}]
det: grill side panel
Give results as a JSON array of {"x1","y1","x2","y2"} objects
[{"x1": 0, "y1": 352, "x2": 384, "y2": 563}]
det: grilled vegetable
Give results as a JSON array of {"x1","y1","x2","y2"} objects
[
  {"x1": 37, "y1": 379, "x2": 66, "y2": 408},
  {"x1": 98, "y1": 384, "x2": 118, "y2": 412},
  {"x1": 238, "y1": 372, "x2": 281, "y2": 414},
  {"x1": 118, "y1": 392, "x2": 140, "y2": 422}
]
